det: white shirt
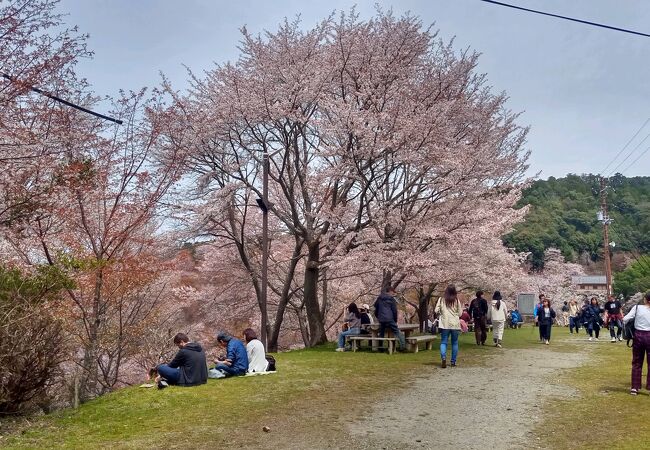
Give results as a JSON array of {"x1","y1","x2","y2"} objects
[
  {"x1": 624, "y1": 304, "x2": 650, "y2": 331},
  {"x1": 246, "y1": 339, "x2": 269, "y2": 373}
]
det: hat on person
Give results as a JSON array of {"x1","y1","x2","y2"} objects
[
  {"x1": 492, "y1": 291, "x2": 503, "y2": 300},
  {"x1": 360, "y1": 303, "x2": 370, "y2": 311}
]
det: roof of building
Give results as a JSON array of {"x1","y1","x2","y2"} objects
[{"x1": 572, "y1": 276, "x2": 607, "y2": 284}]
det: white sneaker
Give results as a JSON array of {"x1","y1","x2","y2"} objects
[
  {"x1": 619, "y1": 336, "x2": 624, "y2": 342},
  {"x1": 595, "y1": 337, "x2": 599, "y2": 341},
  {"x1": 589, "y1": 337, "x2": 593, "y2": 341},
  {"x1": 611, "y1": 337, "x2": 617, "y2": 343},
  {"x1": 335, "y1": 347, "x2": 345, "y2": 352}
]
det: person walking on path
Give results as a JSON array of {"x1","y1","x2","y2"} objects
[
  {"x1": 435, "y1": 285, "x2": 463, "y2": 367},
  {"x1": 534, "y1": 294, "x2": 545, "y2": 341},
  {"x1": 604, "y1": 295, "x2": 624, "y2": 342},
  {"x1": 568, "y1": 299, "x2": 581, "y2": 334},
  {"x1": 488, "y1": 291, "x2": 507, "y2": 348},
  {"x1": 336, "y1": 302, "x2": 363, "y2": 351},
  {"x1": 536, "y1": 298, "x2": 556, "y2": 345},
  {"x1": 624, "y1": 292, "x2": 650, "y2": 395},
  {"x1": 374, "y1": 286, "x2": 406, "y2": 352},
  {"x1": 469, "y1": 290, "x2": 489, "y2": 345},
  {"x1": 583, "y1": 297, "x2": 603, "y2": 341}
]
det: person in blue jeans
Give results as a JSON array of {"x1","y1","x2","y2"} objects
[
  {"x1": 374, "y1": 286, "x2": 406, "y2": 352},
  {"x1": 214, "y1": 331, "x2": 249, "y2": 376},
  {"x1": 434, "y1": 285, "x2": 463, "y2": 367},
  {"x1": 154, "y1": 333, "x2": 208, "y2": 386},
  {"x1": 336, "y1": 302, "x2": 363, "y2": 351}
]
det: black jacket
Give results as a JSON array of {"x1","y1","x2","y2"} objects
[
  {"x1": 536, "y1": 307, "x2": 557, "y2": 326},
  {"x1": 168, "y1": 342, "x2": 208, "y2": 386},
  {"x1": 374, "y1": 293, "x2": 398, "y2": 323},
  {"x1": 469, "y1": 297, "x2": 488, "y2": 320}
]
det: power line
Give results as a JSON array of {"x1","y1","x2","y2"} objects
[
  {"x1": 479, "y1": 0, "x2": 650, "y2": 38},
  {"x1": 608, "y1": 131, "x2": 650, "y2": 178},
  {"x1": 601, "y1": 118, "x2": 650, "y2": 175},
  {"x1": 2, "y1": 73, "x2": 123, "y2": 125},
  {"x1": 619, "y1": 144, "x2": 650, "y2": 176}
]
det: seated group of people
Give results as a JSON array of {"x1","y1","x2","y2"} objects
[{"x1": 152, "y1": 328, "x2": 271, "y2": 387}]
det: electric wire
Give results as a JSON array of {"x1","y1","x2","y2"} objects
[
  {"x1": 601, "y1": 118, "x2": 650, "y2": 176},
  {"x1": 607, "y1": 131, "x2": 650, "y2": 178},
  {"x1": 619, "y1": 144, "x2": 650, "y2": 176},
  {"x1": 479, "y1": 0, "x2": 650, "y2": 38}
]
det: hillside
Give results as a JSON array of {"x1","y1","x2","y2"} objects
[{"x1": 503, "y1": 174, "x2": 650, "y2": 269}]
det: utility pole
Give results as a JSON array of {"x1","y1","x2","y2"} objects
[
  {"x1": 598, "y1": 177, "x2": 613, "y2": 296},
  {"x1": 256, "y1": 150, "x2": 270, "y2": 350}
]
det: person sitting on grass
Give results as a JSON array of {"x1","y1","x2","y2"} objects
[
  {"x1": 153, "y1": 333, "x2": 208, "y2": 387},
  {"x1": 214, "y1": 331, "x2": 249, "y2": 377},
  {"x1": 509, "y1": 309, "x2": 522, "y2": 329},
  {"x1": 336, "y1": 302, "x2": 363, "y2": 352},
  {"x1": 243, "y1": 328, "x2": 268, "y2": 373}
]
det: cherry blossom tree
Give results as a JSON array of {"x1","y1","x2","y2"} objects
[{"x1": 164, "y1": 10, "x2": 531, "y2": 346}]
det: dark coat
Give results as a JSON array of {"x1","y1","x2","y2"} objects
[
  {"x1": 374, "y1": 293, "x2": 398, "y2": 323},
  {"x1": 168, "y1": 342, "x2": 208, "y2": 386},
  {"x1": 469, "y1": 297, "x2": 489, "y2": 320},
  {"x1": 536, "y1": 306, "x2": 557, "y2": 326},
  {"x1": 582, "y1": 305, "x2": 603, "y2": 326}
]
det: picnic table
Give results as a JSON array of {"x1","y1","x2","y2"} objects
[{"x1": 347, "y1": 323, "x2": 426, "y2": 353}]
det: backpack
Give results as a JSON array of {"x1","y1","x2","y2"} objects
[
  {"x1": 265, "y1": 355, "x2": 277, "y2": 372},
  {"x1": 623, "y1": 305, "x2": 638, "y2": 347}
]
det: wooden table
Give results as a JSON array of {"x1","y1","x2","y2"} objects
[{"x1": 365, "y1": 323, "x2": 420, "y2": 351}]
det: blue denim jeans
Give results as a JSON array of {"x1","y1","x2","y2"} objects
[
  {"x1": 440, "y1": 329, "x2": 460, "y2": 363},
  {"x1": 338, "y1": 327, "x2": 361, "y2": 348},
  {"x1": 379, "y1": 321, "x2": 406, "y2": 349},
  {"x1": 214, "y1": 363, "x2": 245, "y2": 377},
  {"x1": 157, "y1": 364, "x2": 181, "y2": 384}
]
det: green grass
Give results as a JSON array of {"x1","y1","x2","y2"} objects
[
  {"x1": 0, "y1": 327, "x2": 558, "y2": 449},
  {"x1": 538, "y1": 328, "x2": 650, "y2": 450}
]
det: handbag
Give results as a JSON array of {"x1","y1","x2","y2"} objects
[{"x1": 623, "y1": 305, "x2": 638, "y2": 347}]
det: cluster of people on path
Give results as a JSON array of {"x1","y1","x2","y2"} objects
[
  {"x1": 151, "y1": 328, "x2": 274, "y2": 388},
  {"x1": 562, "y1": 294, "x2": 624, "y2": 342}
]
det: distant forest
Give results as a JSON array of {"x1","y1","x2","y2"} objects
[{"x1": 503, "y1": 174, "x2": 650, "y2": 269}]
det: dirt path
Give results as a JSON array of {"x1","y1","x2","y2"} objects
[{"x1": 345, "y1": 345, "x2": 589, "y2": 450}]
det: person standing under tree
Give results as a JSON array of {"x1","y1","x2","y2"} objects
[
  {"x1": 469, "y1": 291, "x2": 489, "y2": 346},
  {"x1": 624, "y1": 292, "x2": 650, "y2": 395},
  {"x1": 536, "y1": 298, "x2": 556, "y2": 345},
  {"x1": 435, "y1": 285, "x2": 463, "y2": 367},
  {"x1": 561, "y1": 301, "x2": 570, "y2": 327},
  {"x1": 374, "y1": 286, "x2": 406, "y2": 352},
  {"x1": 488, "y1": 291, "x2": 507, "y2": 348}
]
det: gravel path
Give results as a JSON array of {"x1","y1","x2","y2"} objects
[{"x1": 346, "y1": 345, "x2": 589, "y2": 450}]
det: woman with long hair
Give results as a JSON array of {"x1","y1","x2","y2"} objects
[
  {"x1": 242, "y1": 328, "x2": 268, "y2": 373},
  {"x1": 624, "y1": 292, "x2": 650, "y2": 395},
  {"x1": 434, "y1": 285, "x2": 463, "y2": 367},
  {"x1": 536, "y1": 298, "x2": 556, "y2": 345},
  {"x1": 488, "y1": 291, "x2": 508, "y2": 348},
  {"x1": 336, "y1": 302, "x2": 362, "y2": 351}
]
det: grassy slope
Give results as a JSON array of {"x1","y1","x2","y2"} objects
[
  {"x1": 540, "y1": 329, "x2": 650, "y2": 450},
  {"x1": 3, "y1": 326, "x2": 648, "y2": 449}
]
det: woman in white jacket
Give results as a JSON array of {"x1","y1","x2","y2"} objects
[{"x1": 488, "y1": 291, "x2": 508, "y2": 348}]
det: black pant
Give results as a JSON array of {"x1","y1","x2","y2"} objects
[
  {"x1": 474, "y1": 316, "x2": 487, "y2": 344},
  {"x1": 540, "y1": 323, "x2": 552, "y2": 341},
  {"x1": 609, "y1": 318, "x2": 623, "y2": 338}
]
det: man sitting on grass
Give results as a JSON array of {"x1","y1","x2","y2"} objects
[
  {"x1": 213, "y1": 331, "x2": 249, "y2": 377},
  {"x1": 154, "y1": 333, "x2": 208, "y2": 387}
]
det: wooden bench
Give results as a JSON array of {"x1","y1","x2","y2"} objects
[
  {"x1": 405, "y1": 335, "x2": 436, "y2": 353},
  {"x1": 347, "y1": 336, "x2": 397, "y2": 354}
]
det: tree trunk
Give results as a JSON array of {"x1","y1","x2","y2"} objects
[
  {"x1": 417, "y1": 284, "x2": 436, "y2": 332},
  {"x1": 79, "y1": 268, "x2": 103, "y2": 402},
  {"x1": 304, "y1": 241, "x2": 326, "y2": 346}
]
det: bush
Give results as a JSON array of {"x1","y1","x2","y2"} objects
[{"x1": 0, "y1": 266, "x2": 72, "y2": 414}]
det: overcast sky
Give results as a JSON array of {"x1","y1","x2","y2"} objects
[{"x1": 57, "y1": 0, "x2": 650, "y2": 179}]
